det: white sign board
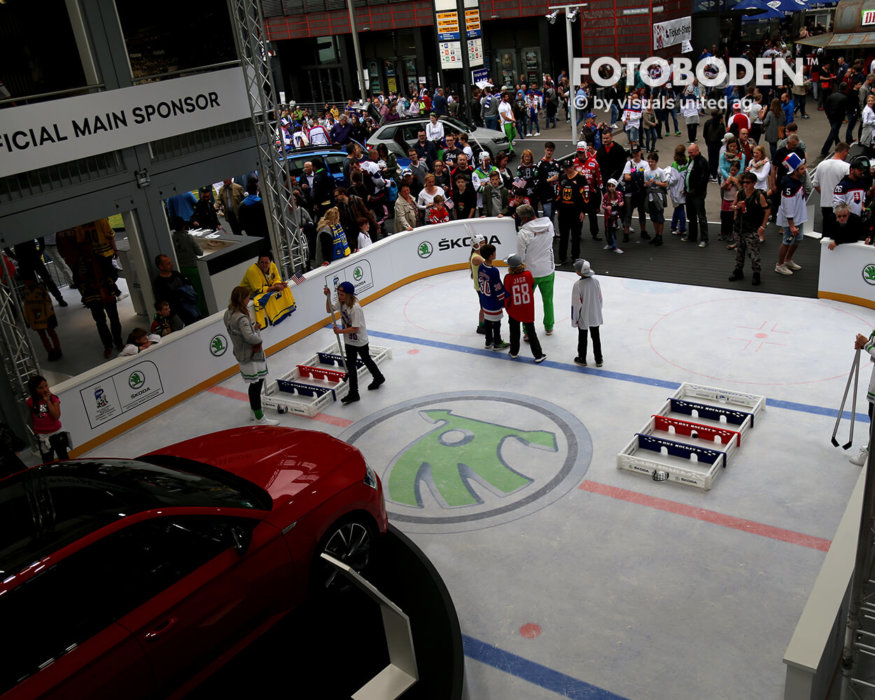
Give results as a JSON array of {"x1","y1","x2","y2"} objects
[
  {"x1": 0, "y1": 68, "x2": 251, "y2": 178},
  {"x1": 653, "y1": 16, "x2": 692, "y2": 51}
]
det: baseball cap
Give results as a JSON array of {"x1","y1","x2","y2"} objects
[
  {"x1": 506, "y1": 253, "x2": 523, "y2": 268},
  {"x1": 573, "y1": 259, "x2": 594, "y2": 277},
  {"x1": 576, "y1": 140, "x2": 587, "y2": 151}
]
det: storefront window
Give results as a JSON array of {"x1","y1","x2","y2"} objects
[
  {"x1": 116, "y1": 0, "x2": 236, "y2": 80},
  {"x1": 0, "y1": 0, "x2": 87, "y2": 105}
]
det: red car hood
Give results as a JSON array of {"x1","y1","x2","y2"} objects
[{"x1": 144, "y1": 426, "x2": 364, "y2": 506}]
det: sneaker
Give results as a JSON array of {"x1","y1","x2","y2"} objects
[
  {"x1": 729, "y1": 269, "x2": 744, "y2": 282},
  {"x1": 573, "y1": 357, "x2": 587, "y2": 366},
  {"x1": 103, "y1": 347, "x2": 113, "y2": 359},
  {"x1": 850, "y1": 447, "x2": 869, "y2": 466},
  {"x1": 674, "y1": 130, "x2": 681, "y2": 136},
  {"x1": 535, "y1": 132, "x2": 541, "y2": 136},
  {"x1": 523, "y1": 334, "x2": 530, "y2": 342},
  {"x1": 492, "y1": 340, "x2": 510, "y2": 351},
  {"x1": 592, "y1": 234, "x2": 603, "y2": 241},
  {"x1": 611, "y1": 123, "x2": 619, "y2": 129},
  {"x1": 698, "y1": 241, "x2": 708, "y2": 248},
  {"x1": 484, "y1": 342, "x2": 493, "y2": 350},
  {"x1": 476, "y1": 324, "x2": 486, "y2": 335},
  {"x1": 709, "y1": 176, "x2": 718, "y2": 183},
  {"x1": 669, "y1": 229, "x2": 677, "y2": 236},
  {"x1": 535, "y1": 354, "x2": 547, "y2": 364},
  {"x1": 596, "y1": 360, "x2": 603, "y2": 367},
  {"x1": 640, "y1": 231, "x2": 651, "y2": 240},
  {"x1": 802, "y1": 114, "x2": 810, "y2": 119},
  {"x1": 752, "y1": 272, "x2": 761, "y2": 285},
  {"x1": 603, "y1": 244, "x2": 612, "y2": 250},
  {"x1": 509, "y1": 352, "x2": 519, "y2": 358},
  {"x1": 785, "y1": 260, "x2": 802, "y2": 271},
  {"x1": 614, "y1": 247, "x2": 624, "y2": 254},
  {"x1": 56, "y1": 298, "x2": 68, "y2": 307},
  {"x1": 253, "y1": 415, "x2": 280, "y2": 425},
  {"x1": 652, "y1": 236, "x2": 663, "y2": 246},
  {"x1": 775, "y1": 263, "x2": 793, "y2": 276},
  {"x1": 367, "y1": 376, "x2": 385, "y2": 390},
  {"x1": 545, "y1": 329, "x2": 553, "y2": 336},
  {"x1": 681, "y1": 236, "x2": 691, "y2": 242}
]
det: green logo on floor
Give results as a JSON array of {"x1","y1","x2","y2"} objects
[{"x1": 343, "y1": 392, "x2": 592, "y2": 533}]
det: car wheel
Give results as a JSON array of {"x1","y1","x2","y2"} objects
[{"x1": 315, "y1": 517, "x2": 376, "y2": 591}]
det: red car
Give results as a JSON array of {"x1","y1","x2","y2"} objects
[{"x1": 1, "y1": 426, "x2": 387, "y2": 699}]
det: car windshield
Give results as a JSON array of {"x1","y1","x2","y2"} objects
[
  {"x1": 0, "y1": 458, "x2": 270, "y2": 578},
  {"x1": 443, "y1": 116, "x2": 471, "y2": 132}
]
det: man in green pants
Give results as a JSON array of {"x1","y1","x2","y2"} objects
[
  {"x1": 515, "y1": 204, "x2": 556, "y2": 335},
  {"x1": 498, "y1": 91, "x2": 517, "y2": 156}
]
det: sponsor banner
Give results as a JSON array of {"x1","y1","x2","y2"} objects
[
  {"x1": 653, "y1": 16, "x2": 692, "y2": 51},
  {"x1": 80, "y1": 361, "x2": 164, "y2": 429},
  {"x1": 864, "y1": 8, "x2": 875, "y2": 25},
  {"x1": 0, "y1": 68, "x2": 250, "y2": 178}
]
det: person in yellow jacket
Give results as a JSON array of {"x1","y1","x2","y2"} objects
[{"x1": 240, "y1": 253, "x2": 296, "y2": 327}]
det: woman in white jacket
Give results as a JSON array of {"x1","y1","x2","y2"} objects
[
  {"x1": 571, "y1": 259, "x2": 604, "y2": 367},
  {"x1": 861, "y1": 95, "x2": 875, "y2": 149}
]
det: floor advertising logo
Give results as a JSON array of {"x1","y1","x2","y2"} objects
[{"x1": 342, "y1": 391, "x2": 592, "y2": 533}]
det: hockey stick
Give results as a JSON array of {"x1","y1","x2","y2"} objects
[
  {"x1": 832, "y1": 349, "x2": 860, "y2": 448},
  {"x1": 845, "y1": 350, "x2": 861, "y2": 450}
]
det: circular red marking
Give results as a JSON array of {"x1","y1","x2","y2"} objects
[
  {"x1": 755, "y1": 332, "x2": 767, "y2": 338},
  {"x1": 519, "y1": 623, "x2": 542, "y2": 639},
  {"x1": 408, "y1": 349, "x2": 420, "y2": 354}
]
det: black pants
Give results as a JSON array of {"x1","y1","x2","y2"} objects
[
  {"x1": 248, "y1": 379, "x2": 264, "y2": 412},
  {"x1": 484, "y1": 319, "x2": 504, "y2": 347},
  {"x1": 821, "y1": 206, "x2": 835, "y2": 236},
  {"x1": 707, "y1": 142, "x2": 721, "y2": 178},
  {"x1": 509, "y1": 319, "x2": 543, "y2": 358},
  {"x1": 687, "y1": 123, "x2": 698, "y2": 143},
  {"x1": 686, "y1": 195, "x2": 708, "y2": 243},
  {"x1": 577, "y1": 327, "x2": 602, "y2": 364},
  {"x1": 557, "y1": 208, "x2": 582, "y2": 263},
  {"x1": 587, "y1": 193, "x2": 601, "y2": 237},
  {"x1": 88, "y1": 299, "x2": 122, "y2": 350},
  {"x1": 345, "y1": 342, "x2": 384, "y2": 395},
  {"x1": 38, "y1": 432, "x2": 69, "y2": 463}
]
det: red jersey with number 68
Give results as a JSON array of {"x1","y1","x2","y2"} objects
[{"x1": 503, "y1": 270, "x2": 535, "y2": 323}]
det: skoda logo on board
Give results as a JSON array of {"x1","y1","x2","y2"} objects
[
  {"x1": 417, "y1": 241, "x2": 434, "y2": 259},
  {"x1": 353, "y1": 266, "x2": 364, "y2": 281},
  {"x1": 863, "y1": 263, "x2": 875, "y2": 285},
  {"x1": 128, "y1": 371, "x2": 145, "y2": 390},
  {"x1": 342, "y1": 391, "x2": 592, "y2": 533},
  {"x1": 210, "y1": 334, "x2": 228, "y2": 356}
]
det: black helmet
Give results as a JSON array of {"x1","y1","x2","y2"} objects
[{"x1": 851, "y1": 156, "x2": 870, "y2": 171}]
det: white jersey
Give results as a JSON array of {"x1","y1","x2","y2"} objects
[{"x1": 330, "y1": 298, "x2": 368, "y2": 347}]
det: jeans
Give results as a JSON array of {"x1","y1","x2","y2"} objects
[
  {"x1": 344, "y1": 342, "x2": 384, "y2": 395},
  {"x1": 528, "y1": 115, "x2": 540, "y2": 134},
  {"x1": 509, "y1": 319, "x2": 543, "y2": 358},
  {"x1": 532, "y1": 272, "x2": 555, "y2": 330},
  {"x1": 671, "y1": 204, "x2": 686, "y2": 232},
  {"x1": 485, "y1": 115, "x2": 499, "y2": 131},
  {"x1": 610, "y1": 103, "x2": 620, "y2": 125},
  {"x1": 541, "y1": 200, "x2": 555, "y2": 223},
  {"x1": 846, "y1": 115, "x2": 859, "y2": 143},
  {"x1": 795, "y1": 93, "x2": 807, "y2": 118},
  {"x1": 577, "y1": 326, "x2": 603, "y2": 364},
  {"x1": 643, "y1": 126, "x2": 658, "y2": 152},
  {"x1": 623, "y1": 193, "x2": 647, "y2": 234},
  {"x1": 685, "y1": 195, "x2": 708, "y2": 243}
]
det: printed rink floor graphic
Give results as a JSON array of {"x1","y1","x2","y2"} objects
[{"x1": 90, "y1": 269, "x2": 875, "y2": 699}]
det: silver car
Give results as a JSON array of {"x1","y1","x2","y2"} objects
[{"x1": 367, "y1": 116, "x2": 509, "y2": 162}]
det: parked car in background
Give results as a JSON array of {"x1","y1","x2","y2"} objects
[
  {"x1": 367, "y1": 116, "x2": 508, "y2": 162},
  {"x1": 1, "y1": 426, "x2": 387, "y2": 700}
]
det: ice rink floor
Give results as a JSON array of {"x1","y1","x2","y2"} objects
[{"x1": 88, "y1": 268, "x2": 875, "y2": 699}]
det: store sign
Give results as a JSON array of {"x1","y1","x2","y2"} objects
[
  {"x1": 864, "y1": 8, "x2": 875, "y2": 25},
  {"x1": 653, "y1": 16, "x2": 692, "y2": 51},
  {"x1": 0, "y1": 68, "x2": 250, "y2": 178},
  {"x1": 436, "y1": 10, "x2": 461, "y2": 40}
]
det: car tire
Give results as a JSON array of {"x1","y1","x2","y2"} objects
[{"x1": 312, "y1": 515, "x2": 377, "y2": 593}]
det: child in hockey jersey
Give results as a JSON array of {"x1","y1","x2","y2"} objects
[
  {"x1": 503, "y1": 254, "x2": 546, "y2": 363},
  {"x1": 477, "y1": 244, "x2": 509, "y2": 351},
  {"x1": 720, "y1": 162, "x2": 741, "y2": 243},
  {"x1": 851, "y1": 330, "x2": 875, "y2": 465},
  {"x1": 601, "y1": 178, "x2": 624, "y2": 253},
  {"x1": 776, "y1": 153, "x2": 808, "y2": 275},
  {"x1": 356, "y1": 217, "x2": 373, "y2": 251},
  {"x1": 426, "y1": 195, "x2": 451, "y2": 225}
]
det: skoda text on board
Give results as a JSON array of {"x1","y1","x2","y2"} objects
[{"x1": 0, "y1": 92, "x2": 221, "y2": 154}]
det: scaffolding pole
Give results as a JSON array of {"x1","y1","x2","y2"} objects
[{"x1": 226, "y1": 0, "x2": 307, "y2": 278}]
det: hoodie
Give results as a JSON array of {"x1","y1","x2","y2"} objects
[{"x1": 517, "y1": 217, "x2": 556, "y2": 278}]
